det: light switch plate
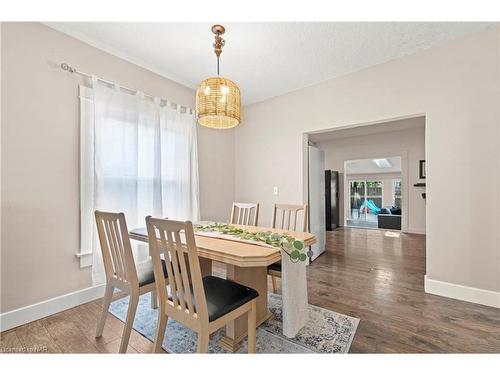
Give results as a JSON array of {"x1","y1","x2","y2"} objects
[{"x1": 273, "y1": 186, "x2": 278, "y2": 195}]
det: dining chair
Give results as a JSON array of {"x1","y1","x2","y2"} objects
[
  {"x1": 268, "y1": 203, "x2": 308, "y2": 293},
  {"x1": 146, "y1": 216, "x2": 258, "y2": 353},
  {"x1": 94, "y1": 210, "x2": 169, "y2": 353},
  {"x1": 230, "y1": 202, "x2": 260, "y2": 226}
]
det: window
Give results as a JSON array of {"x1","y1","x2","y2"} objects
[
  {"x1": 348, "y1": 179, "x2": 383, "y2": 220},
  {"x1": 349, "y1": 181, "x2": 365, "y2": 219},
  {"x1": 366, "y1": 180, "x2": 383, "y2": 208},
  {"x1": 392, "y1": 179, "x2": 402, "y2": 207},
  {"x1": 78, "y1": 83, "x2": 200, "y2": 280}
]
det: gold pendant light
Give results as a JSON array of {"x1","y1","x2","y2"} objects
[{"x1": 196, "y1": 25, "x2": 241, "y2": 129}]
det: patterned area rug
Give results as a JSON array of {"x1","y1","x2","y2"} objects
[{"x1": 109, "y1": 292, "x2": 359, "y2": 353}]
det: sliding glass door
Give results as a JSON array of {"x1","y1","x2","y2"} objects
[
  {"x1": 393, "y1": 179, "x2": 402, "y2": 207},
  {"x1": 348, "y1": 180, "x2": 382, "y2": 223},
  {"x1": 366, "y1": 181, "x2": 383, "y2": 209},
  {"x1": 349, "y1": 181, "x2": 365, "y2": 220}
]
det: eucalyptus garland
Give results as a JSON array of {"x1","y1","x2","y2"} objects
[{"x1": 194, "y1": 222, "x2": 308, "y2": 262}]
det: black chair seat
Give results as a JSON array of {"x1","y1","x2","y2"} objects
[
  {"x1": 138, "y1": 259, "x2": 168, "y2": 287},
  {"x1": 204, "y1": 276, "x2": 259, "y2": 321},
  {"x1": 168, "y1": 276, "x2": 258, "y2": 322},
  {"x1": 267, "y1": 261, "x2": 281, "y2": 273}
]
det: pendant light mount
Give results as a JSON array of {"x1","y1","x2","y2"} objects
[{"x1": 212, "y1": 24, "x2": 226, "y2": 75}]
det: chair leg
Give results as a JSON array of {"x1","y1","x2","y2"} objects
[
  {"x1": 150, "y1": 290, "x2": 158, "y2": 309},
  {"x1": 247, "y1": 300, "x2": 257, "y2": 354},
  {"x1": 196, "y1": 331, "x2": 209, "y2": 353},
  {"x1": 119, "y1": 291, "x2": 139, "y2": 354},
  {"x1": 153, "y1": 310, "x2": 168, "y2": 353},
  {"x1": 95, "y1": 283, "x2": 114, "y2": 338},
  {"x1": 271, "y1": 276, "x2": 278, "y2": 293}
]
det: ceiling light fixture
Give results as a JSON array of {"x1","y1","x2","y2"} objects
[{"x1": 196, "y1": 25, "x2": 241, "y2": 129}]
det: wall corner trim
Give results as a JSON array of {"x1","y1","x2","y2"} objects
[
  {"x1": 0, "y1": 284, "x2": 106, "y2": 332},
  {"x1": 424, "y1": 275, "x2": 500, "y2": 309}
]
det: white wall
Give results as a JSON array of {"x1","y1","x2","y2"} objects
[
  {"x1": 234, "y1": 27, "x2": 500, "y2": 295},
  {"x1": 0, "y1": 23, "x2": 2, "y2": 284},
  {"x1": 197, "y1": 126, "x2": 235, "y2": 222},
  {"x1": 316, "y1": 120, "x2": 425, "y2": 233},
  {"x1": 0, "y1": 23, "x2": 235, "y2": 313}
]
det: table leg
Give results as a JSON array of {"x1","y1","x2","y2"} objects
[
  {"x1": 199, "y1": 257, "x2": 213, "y2": 277},
  {"x1": 218, "y1": 265, "x2": 272, "y2": 352},
  {"x1": 144, "y1": 243, "x2": 158, "y2": 309}
]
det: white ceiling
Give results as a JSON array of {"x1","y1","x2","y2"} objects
[
  {"x1": 46, "y1": 22, "x2": 494, "y2": 105},
  {"x1": 346, "y1": 157, "x2": 402, "y2": 175}
]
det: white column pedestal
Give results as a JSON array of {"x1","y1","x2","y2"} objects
[{"x1": 280, "y1": 250, "x2": 308, "y2": 338}]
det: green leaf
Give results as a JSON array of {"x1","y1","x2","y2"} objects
[
  {"x1": 194, "y1": 222, "x2": 308, "y2": 262},
  {"x1": 293, "y1": 240, "x2": 304, "y2": 250}
]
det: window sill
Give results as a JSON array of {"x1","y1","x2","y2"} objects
[{"x1": 76, "y1": 252, "x2": 93, "y2": 268}]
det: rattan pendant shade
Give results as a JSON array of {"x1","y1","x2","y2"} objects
[
  {"x1": 196, "y1": 77, "x2": 241, "y2": 129},
  {"x1": 196, "y1": 25, "x2": 241, "y2": 129}
]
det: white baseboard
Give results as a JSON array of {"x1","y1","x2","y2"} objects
[
  {"x1": 0, "y1": 284, "x2": 106, "y2": 332},
  {"x1": 425, "y1": 275, "x2": 500, "y2": 308},
  {"x1": 406, "y1": 228, "x2": 426, "y2": 235}
]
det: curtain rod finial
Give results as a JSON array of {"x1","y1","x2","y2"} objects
[{"x1": 61, "y1": 62, "x2": 76, "y2": 73}]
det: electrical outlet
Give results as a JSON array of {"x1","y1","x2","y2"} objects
[{"x1": 273, "y1": 186, "x2": 279, "y2": 195}]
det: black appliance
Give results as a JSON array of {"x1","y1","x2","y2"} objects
[{"x1": 325, "y1": 170, "x2": 340, "y2": 230}]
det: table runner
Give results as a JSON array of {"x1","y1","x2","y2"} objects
[{"x1": 194, "y1": 230, "x2": 276, "y2": 248}]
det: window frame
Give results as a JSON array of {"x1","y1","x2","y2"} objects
[{"x1": 77, "y1": 85, "x2": 95, "y2": 268}]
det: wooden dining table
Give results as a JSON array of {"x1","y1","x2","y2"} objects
[{"x1": 129, "y1": 223, "x2": 316, "y2": 352}]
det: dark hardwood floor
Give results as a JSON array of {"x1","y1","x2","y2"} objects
[
  {"x1": 2, "y1": 227, "x2": 500, "y2": 353},
  {"x1": 0, "y1": 299, "x2": 157, "y2": 353},
  {"x1": 308, "y1": 228, "x2": 500, "y2": 353}
]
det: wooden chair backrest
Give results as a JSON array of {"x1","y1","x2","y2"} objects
[
  {"x1": 146, "y1": 217, "x2": 208, "y2": 323},
  {"x1": 271, "y1": 203, "x2": 308, "y2": 232},
  {"x1": 230, "y1": 202, "x2": 260, "y2": 226},
  {"x1": 94, "y1": 211, "x2": 138, "y2": 286}
]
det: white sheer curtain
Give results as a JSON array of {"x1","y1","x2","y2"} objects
[{"x1": 81, "y1": 78, "x2": 200, "y2": 284}]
